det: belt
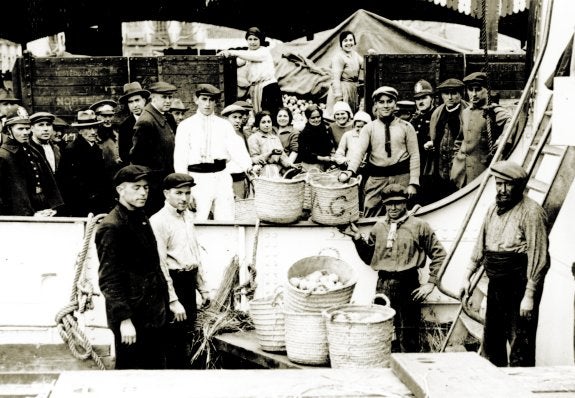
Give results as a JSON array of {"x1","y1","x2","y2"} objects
[
  {"x1": 377, "y1": 267, "x2": 418, "y2": 280},
  {"x1": 365, "y1": 159, "x2": 410, "y2": 177},
  {"x1": 231, "y1": 172, "x2": 247, "y2": 182},
  {"x1": 187, "y1": 159, "x2": 226, "y2": 173}
]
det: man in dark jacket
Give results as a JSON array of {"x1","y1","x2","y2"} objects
[
  {"x1": 117, "y1": 82, "x2": 150, "y2": 163},
  {"x1": 29, "y1": 112, "x2": 61, "y2": 173},
  {"x1": 96, "y1": 164, "x2": 169, "y2": 369},
  {"x1": 57, "y1": 110, "x2": 112, "y2": 217},
  {"x1": 130, "y1": 81, "x2": 177, "y2": 215},
  {"x1": 0, "y1": 110, "x2": 63, "y2": 216}
]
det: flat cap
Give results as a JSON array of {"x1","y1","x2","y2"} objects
[
  {"x1": 119, "y1": 81, "x2": 150, "y2": 103},
  {"x1": 221, "y1": 103, "x2": 247, "y2": 117},
  {"x1": 89, "y1": 99, "x2": 117, "y2": 115},
  {"x1": 71, "y1": 110, "x2": 103, "y2": 127},
  {"x1": 396, "y1": 100, "x2": 415, "y2": 109},
  {"x1": 149, "y1": 81, "x2": 177, "y2": 94},
  {"x1": 372, "y1": 86, "x2": 398, "y2": 101},
  {"x1": 30, "y1": 112, "x2": 55, "y2": 124},
  {"x1": 463, "y1": 72, "x2": 488, "y2": 87},
  {"x1": 436, "y1": 78, "x2": 464, "y2": 92},
  {"x1": 490, "y1": 160, "x2": 527, "y2": 182},
  {"x1": 413, "y1": 79, "x2": 434, "y2": 98},
  {"x1": 170, "y1": 98, "x2": 188, "y2": 111},
  {"x1": 113, "y1": 165, "x2": 153, "y2": 186},
  {"x1": 163, "y1": 173, "x2": 195, "y2": 190},
  {"x1": 381, "y1": 184, "x2": 408, "y2": 204},
  {"x1": 195, "y1": 83, "x2": 221, "y2": 98},
  {"x1": 232, "y1": 100, "x2": 253, "y2": 110}
]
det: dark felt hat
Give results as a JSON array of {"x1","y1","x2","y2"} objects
[
  {"x1": 113, "y1": 165, "x2": 153, "y2": 186},
  {"x1": 119, "y1": 82, "x2": 150, "y2": 103},
  {"x1": 372, "y1": 86, "x2": 398, "y2": 101},
  {"x1": 0, "y1": 89, "x2": 20, "y2": 103},
  {"x1": 30, "y1": 112, "x2": 55, "y2": 125},
  {"x1": 436, "y1": 78, "x2": 465, "y2": 92},
  {"x1": 163, "y1": 173, "x2": 196, "y2": 190},
  {"x1": 149, "y1": 81, "x2": 177, "y2": 94},
  {"x1": 490, "y1": 160, "x2": 527, "y2": 182},
  {"x1": 463, "y1": 72, "x2": 488, "y2": 87},
  {"x1": 381, "y1": 184, "x2": 408, "y2": 204},
  {"x1": 195, "y1": 83, "x2": 221, "y2": 98},
  {"x1": 71, "y1": 110, "x2": 103, "y2": 128}
]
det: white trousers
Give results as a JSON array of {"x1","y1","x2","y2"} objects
[{"x1": 189, "y1": 171, "x2": 235, "y2": 221}]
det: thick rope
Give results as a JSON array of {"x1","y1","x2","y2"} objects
[
  {"x1": 481, "y1": 0, "x2": 497, "y2": 156},
  {"x1": 55, "y1": 213, "x2": 108, "y2": 370}
]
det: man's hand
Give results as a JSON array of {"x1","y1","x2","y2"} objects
[
  {"x1": 199, "y1": 292, "x2": 211, "y2": 308},
  {"x1": 412, "y1": 283, "x2": 434, "y2": 302},
  {"x1": 338, "y1": 170, "x2": 353, "y2": 183},
  {"x1": 120, "y1": 319, "x2": 137, "y2": 345},
  {"x1": 34, "y1": 209, "x2": 57, "y2": 217},
  {"x1": 339, "y1": 222, "x2": 362, "y2": 240},
  {"x1": 520, "y1": 295, "x2": 534, "y2": 318},
  {"x1": 423, "y1": 140, "x2": 435, "y2": 151},
  {"x1": 407, "y1": 184, "x2": 417, "y2": 199},
  {"x1": 169, "y1": 300, "x2": 187, "y2": 322}
]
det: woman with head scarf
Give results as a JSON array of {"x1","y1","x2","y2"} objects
[{"x1": 296, "y1": 104, "x2": 336, "y2": 171}]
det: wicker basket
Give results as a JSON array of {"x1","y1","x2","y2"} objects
[
  {"x1": 253, "y1": 177, "x2": 304, "y2": 224},
  {"x1": 283, "y1": 310, "x2": 329, "y2": 365},
  {"x1": 284, "y1": 255, "x2": 357, "y2": 313},
  {"x1": 322, "y1": 294, "x2": 395, "y2": 368},
  {"x1": 310, "y1": 173, "x2": 361, "y2": 226},
  {"x1": 235, "y1": 198, "x2": 257, "y2": 223},
  {"x1": 293, "y1": 168, "x2": 321, "y2": 210},
  {"x1": 248, "y1": 292, "x2": 286, "y2": 352}
]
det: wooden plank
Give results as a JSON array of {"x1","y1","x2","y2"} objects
[
  {"x1": 49, "y1": 368, "x2": 414, "y2": 397},
  {"x1": 390, "y1": 352, "x2": 536, "y2": 398},
  {"x1": 502, "y1": 367, "x2": 575, "y2": 395}
]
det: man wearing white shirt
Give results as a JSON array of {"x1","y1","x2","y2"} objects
[
  {"x1": 174, "y1": 84, "x2": 252, "y2": 220},
  {"x1": 29, "y1": 112, "x2": 60, "y2": 173},
  {"x1": 221, "y1": 103, "x2": 252, "y2": 199}
]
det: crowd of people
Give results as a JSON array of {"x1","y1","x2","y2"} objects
[{"x1": 0, "y1": 26, "x2": 549, "y2": 371}]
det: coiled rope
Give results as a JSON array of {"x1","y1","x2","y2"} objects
[{"x1": 54, "y1": 213, "x2": 108, "y2": 370}]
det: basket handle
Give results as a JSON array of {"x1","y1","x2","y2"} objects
[
  {"x1": 271, "y1": 287, "x2": 284, "y2": 308},
  {"x1": 373, "y1": 293, "x2": 391, "y2": 308},
  {"x1": 327, "y1": 309, "x2": 351, "y2": 322},
  {"x1": 317, "y1": 247, "x2": 341, "y2": 258}
]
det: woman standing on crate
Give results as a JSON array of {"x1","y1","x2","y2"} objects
[
  {"x1": 218, "y1": 27, "x2": 283, "y2": 117},
  {"x1": 296, "y1": 104, "x2": 336, "y2": 172}
]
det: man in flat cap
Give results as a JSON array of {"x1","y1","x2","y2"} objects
[
  {"x1": 339, "y1": 86, "x2": 420, "y2": 217},
  {"x1": 221, "y1": 103, "x2": 252, "y2": 200},
  {"x1": 90, "y1": 99, "x2": 123, "y2": 180},
  {"x1": 0, "y1": 109, "x2": 63, "y2": 216},
  {"x1": 463, "y1": 161, "x2": 549, "y2": 367},
  {"x1": 96, "y1": 164, "x2": 170, "y2": 369},
  {"x1": 346, "y1": 183, "x2": 446, "y2": 352},
  {"x1": 423, "y1": 78, "x2": 469, "y2": 202},
  {"x1": 118, "y1": 82, "x2": 150, "y2": 163},
  {"x1": 29, "y1": 112, "x2": 60, "y2": 173},
  {"x1": 174, "y1": 84, "x2": 252, "y2": 220},
  {"x1": 131, "y1": 81, "x2": 178, "y2": 215},
  {"x1": 450, "y1": 72, "x2": 512, "y2": 189},
  {"x1": 169, "y1": 98, "x2": 189, "y2": 127},
  {"x1": 150, "y1": 173, "x2": 210, "y2": 368}
]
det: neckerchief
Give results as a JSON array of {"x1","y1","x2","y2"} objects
[{"x1": 385, "y1": 212, "x2": 410, "y2": 249}]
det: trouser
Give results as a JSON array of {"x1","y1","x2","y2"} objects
[
  {"x1": 363, "y1": 173, "x2": 410, "y2": 218},
  {"x1": 189, "y1": 170, "x2": 234, "y2": 220},
  {"x1": 166, "y1": 269, "x2": 198, "y2": 369},
  {"x1": 376, "y1": 268, "x2": 421, "y2": 353},
  {"x1": 112, "y1": 325, "x2": 167, "y2": 369},
  {"x1": 482, "y1": 269, "x2": 540, "y2": 367}
]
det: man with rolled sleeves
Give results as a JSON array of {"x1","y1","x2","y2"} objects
[
  {"x1": 150, "y1": 173, "x2": 210, "y2": 368},
  {"x1": 29, "y1": 112, "x2": 61, "y2": 173},
  {"x1": 131, "y1": 81, "x2": 178, "y2": 215},
  {"x1": 463, "y1": 161, "x2": 549, "y2": 367},
  {"x1": 0, "y1": 110, "x2": 63, "y2": 216},
  {"x1": 174, "y1": 84, "x2": 252, "y2": 220},
  {"x1": 339, "y1": 86, "x2": 420, "y2": 217},
  {"x1": 96, "y1": 164, "x2": 169, "y2": 369},
  {"x1": 347, "y1": 184, "x2": 446, "y2": 352},
  {"x1": 118, "y1": 82, "x2": 150, "y2": 163},
  {"x1": 451, "y1": 72, "x2": 512, "y2": 189}
]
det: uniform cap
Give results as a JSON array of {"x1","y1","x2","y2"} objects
[
  {"x1": 463, "y1": 72, "x2": 488, "y2": 87},
  {"x1": 372, "y1": 86, "x2": 398, "y2": 101},
  {"x1": 3, "y1": 106, "x2": 30, "y2": 128},
  {"x1": 221, "y1": 104, "x2": 247, "y2": 117},
  {"x1": 71, "y1": 110, "x2": 103, "y2": 127},
  {"x1": 89, "y1": 99, "x2": 117, "y2": 115},
  {"x1": 332, "y1": 101, "x2": 353, "y2": 116},
  {"x1": 396, "y1": 100, "x2": 415, "y2": 109},
  {"x1": 490, "y1": 160, "x2": 527, "y2": 182},
  {"x1": 30, "y1": 112, "x2": 55, "y2": 125},
  {"x1": 113, "y1": 165, "x2": 153, "y2": 186},
  {"x1": 436, "y1": 78, "x2": 465, "y2": 92},
  {"x1": 170, "y1": 98, "x2": 188, "y2": 111},
  {"x1": 163, "y1": 173, "x2": 196, "y2": 190},
  {"x1": 381, "y1": 184, "x2": 408, "y2": 204},
  {"x1": 413, "y1": 79, "x2": 434, "y2": 98},
  {"x1": 195, "y1": 83, "x2": 221, "y2": 98},
  {"x1": 352, "y1": 111, "x2": 371, "y2": 124},
  {"x1": 119, "y1": 81, "x2": 150, "y2": 103},
  {"x1": 149, "y1": 81, "x2": 177, "y2": 94}
]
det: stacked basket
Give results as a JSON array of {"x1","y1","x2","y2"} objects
[
  {"x1": 253, "y1": 177, "x2": 304, "y2": 224},
  {"x1": 248, "y1": 291, "x2": 286, "y2": 352},
  {"x1": 283, "y1": 255, "x2": 357, "y2": 366},
  {"x1": 309, "y1": 172, "x2": 361, "y2": 226}
]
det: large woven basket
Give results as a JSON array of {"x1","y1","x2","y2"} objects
[
  {"x1": 235, "y1": 198, "x2": 257, "y2": 223},
  {"x1": 283, "y1": 310, "x2": 329, "y2": 365},
  {"x1": 292, "y1": 168, "x2": 321, "y2": 210},
  {"x1": 310, "y1": 173, "x2": 360, "y2": 226},
  {"x1": 248, "y1": 292, "x2": 286, "y2": 352},
  {"x1": 253, "y1": 177, "x2": 304, "y2": 224},
  {"x1": 284, "y1": 255, "x2": 357, "y2": 313},
  {"x1": 322, "y1": 294, "x2": 395, "y2": 368}
]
